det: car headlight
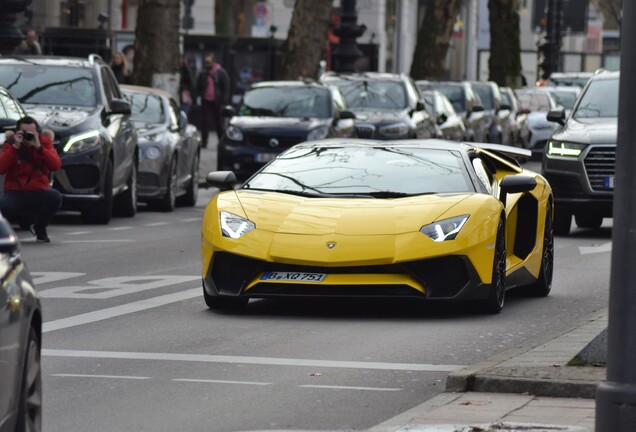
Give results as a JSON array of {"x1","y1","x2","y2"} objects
[
  {"x1": 420, "y1": 215, "x2": 469, "y2": 242},
  {"x1": 379, "y1": 122, "x2": 409, "y2": 138},
  {"x1": 143, "y1": 146, "x2": 162, "y2": 160},
  {"x1": 63, "y1": 130, "x2": 100, "y2": 153},
  {"x1": 220, "y1": 211, "x2": 255, "y2": 238},
  {"x1": 547, "y1": 140, "x2": 585, "y2": 157},
  {"x1": 226, "y1": 125, "x2": 244, "y2": 142},
  {"x1": 307, "y1": 126, "x2": 329, "y2": 141}
]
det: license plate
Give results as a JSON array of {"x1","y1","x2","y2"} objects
[
  {"x1": 261, "y1": 271, "x2": 326, "y2": 283},
  {"x1": 604, "y1": 175, "x2": 615, "y2": 189},
  {"x1": 255, "y1": 153, "x2": 278, "y2": 163}
]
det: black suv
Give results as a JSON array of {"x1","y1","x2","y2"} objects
[
  {"x1": 321, "y1": 72, "x2": 435, "y2": 140},
  {"x1": 0, "y1": 55, "x2": 138, "y2": 224},
  {"x1": 542, "y1": 70, "x2": 618, "y2": 235}
]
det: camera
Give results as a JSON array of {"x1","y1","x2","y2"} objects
[{"x1": 23, "y1": 131, "x2": 36, "y2": 142}]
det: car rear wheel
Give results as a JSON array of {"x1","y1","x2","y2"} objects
[
  {"x1": 177, "y1": 152, "x2": 199, "y2": 207},
  {"x1": 203, "y1": 285, "x2": 248, "y2": 310},
  {"x1": 113, "y1": 160, "x2": 138, "y2": 217},
  {"x1": 481, "y1": 218, "x2": 506, "y2": 314},
  {"x1": 575, "y1": 213, "x2": 603, "y2": 229},
  {"x1": 529, "y1": 202, "x2": 554, "y2": 297},
  {"x1": 82, "y1": 159, "x2": 113, "y2": 224},
  {"x1": 15, "y1": 326, "x2": 42, "y2": 432},
  {"x1": 155, "y1": 157, "x2": 177, "y2": 212},
  {"x1": 553, "y1": 210, "x2": 572, "y2": 236}
]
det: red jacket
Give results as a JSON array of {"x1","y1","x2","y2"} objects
[{"x1": 0, "y1": 132, "x2": 62, "y2": 191}]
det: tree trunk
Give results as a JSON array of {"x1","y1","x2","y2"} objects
[
  {"x1": 488, "y1": 0, "x2": 522, "y2": 87},
  {"x1": 133, "y1": 0, "x2": 181, "y2": 99},
  {"x1": 410, "y1": 0, "x2": 462, "y2": 80},
  {"x1": 280, "y1": 0, "x2": 333, "y2": 80}
]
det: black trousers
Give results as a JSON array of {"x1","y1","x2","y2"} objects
[
  {"x1": 0, "y1": 189, "x2": 62, "y2": 229},
  {"x1": 201, "y1": 99, "x2": 224, "y2": 148}
]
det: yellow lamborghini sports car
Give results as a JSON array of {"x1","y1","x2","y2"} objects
[{"x1": 201, "y1": 138, "x2": 554, "y2": 314}]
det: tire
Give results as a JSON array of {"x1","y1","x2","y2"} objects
[
  {"x1": 203, "y1": 285, "x2": 248, "y2": 310},
  {"x1": 155, "y1": 157, "x2": 177, "y2": 212},
  {"x1": 82, "y1": 159, "x2": 113, "y2": 224},
  {"x1": 553, "y1": 210, "x2": 572, "y2": 236},
  {"x1": 15, "y1": 326, "x2": 42, "y2": 432},
  {"x1": 481, "y1": 217, "x2": 506, "y2": 314},
  {"x1": 575, "y1": 213, "x2": 603, "y2": 229},
  {"x1": 113, "y1": 160, "x2": 138, "y2": 217},
  {"x1": 527, "y1": 202, "x2": 555, "y2": 297},
  {"x1": 177, "y1": 151, "x2": 199, "y2": 207}
]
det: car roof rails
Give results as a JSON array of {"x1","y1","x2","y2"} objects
[
  {"x1": 594, "y1": 68, "x2": 608, "y2": 75},
  {"x1": 88, "y1": 53, "x2": 104, "y2": 65}
]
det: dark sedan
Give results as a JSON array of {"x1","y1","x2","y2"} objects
[
  {"x1": 217, "y1": 81, "x2": 355, "y2": 179},
  {"x1": 122, "y1": 85, "x2": 201, "y2": 211},
  {"x1": 0, "y1": 216, "x2": 42, "y2": 431},
  {"x1": 321, "y1": 72, "x2": 435, "y2": 140},
  {"x1": 419, "y1": 89, "x2": 465, "y2": 141}
]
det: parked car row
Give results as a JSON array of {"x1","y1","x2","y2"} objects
[{"x1": 0, "y1": 54, "x2": 201, "y2": 226}]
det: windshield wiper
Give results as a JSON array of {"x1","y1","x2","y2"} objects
[{"x1": 367, "y1": 191, "x2": 436, "y2": 198}]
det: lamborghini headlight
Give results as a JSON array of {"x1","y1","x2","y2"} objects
[
  {"x1": 420, "y1": 215, "x2": 469, "y2": 242},
  {"x1": 226, "y1": 125, "x2": 244, "y2": 142},
  {"x1": 63, "y1": 130, "x2": 100, "y2": 153},
  {"x1": 546, "y1": 140, "x2": 585, "y2": 157},
  {"x1": 220, "y1": 211, "x2": 255, "y2": 238},
  {"x1": 307, "y1": 125, "x2": 329, "y2": 141},
  {"x1": 379, "y1": 122, "x2": 409, "y2": 138}
]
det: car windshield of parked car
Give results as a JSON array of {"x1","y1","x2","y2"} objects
[
  {"x1": 548, "y1": 90, "x2": 578, "y2": 111},
  {"x1": 0, "y1": 65, "x2": 97, "y2": 107},
  {"x1": 244, "y1": 146, "x2": 474, "y2": 196},
  {"x1": 238, "y1": 87, "x2": 330, "y2": 118},
  {"x1": 516, "y1": 92, "x2": 552, "y2": 112},
  {"x1": 329, "y1": 79, "x2": 407, "y2": 110},
  {"x1": 572, "y1": 79, "x2": 619, "y2": 119},
  {"x1": 472, "y1": 85, "x2": 494, "y2": 110},
  {"x1": 125, "y1": 92, "x2": 165, "y2": 124},
  {"x1": 437, "y1": 86, "x2": 466, "y2": 113}
]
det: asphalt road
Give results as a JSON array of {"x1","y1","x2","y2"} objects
[{"x1": 18, "y1": 158, "x2": 612, "y2": 432}]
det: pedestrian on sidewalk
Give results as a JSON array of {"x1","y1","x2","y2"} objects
[
  {"x1": 0, "y1": 116, "x2": 62, "y2": 243},
  {"x1": 110, "y1": 51, "x2": 132, "y2": 84},
  {"x1": 196, "y1": 53, "x2": 229, "y2": 148},
  {"x1": 13, "y1": 27, "x2": 43, "y2": 55},
  {"x1": 179, "y1": 54, "x2": 196, "y2": 115}
]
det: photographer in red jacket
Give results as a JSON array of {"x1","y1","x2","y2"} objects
[{"x1": 0, "y1": 116, "x2": 62, "y2": 243}]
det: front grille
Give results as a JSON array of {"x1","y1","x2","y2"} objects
[
  {"x1": 584, "y1": 146, "x2": 616, "y2": 191},
  {"x1": 64, "y1": 165, "x2": 100, "y2": 189},
  {"x1": 207, "y1": 252, "x2": 474, "y2": 299},
  {"x1": 138, "y1": 172, "x2": 160, "y2": 188},
  {"x1": 244, "y1": 133, "x2": 305, "y2": 149},
  {"x1": 545, "y1": 173, "x2": 585, "y2": 197},
  {"x1": 355, "y1": 125, "x2": 375, "y2": 139}
]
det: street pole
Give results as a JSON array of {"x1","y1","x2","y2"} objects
[
  {"x1": 332, "y1": 0, "x2": 366, "y2": 73},
  {"x1": 596, "y1": 0, "x2": 636, "y2": 429}
]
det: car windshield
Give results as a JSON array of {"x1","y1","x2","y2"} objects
[
  {"x1": 329, "y1": 79, "x2": 407, "y2": 110},
  {"x1": 124, "y1": 92, "x2": 165, "y2": 124},
  {"x1": 244, "y1": 146, "x2": 474, "y2": 196},
  {"x1": 238, "y1": 87, "x2": 331, "y2": 118},
  {"x1": 572, "y1": 79, "x2": 619, "y2": 119},
  {"x1": 472, "y1": 85, "x2": 494, "y2": 110},
  {"x1": 546, "y1": 76, "x2": 591, "y2": 87},
  {"x1": 437, "y1": 86, "x2": 466, "y2": 113},
  {"x1": 501, "y1": 92, "x2": 511, "y2": 107},
  {"x1": 548, "y1": 91, "x2": 578, "y2": 110},
  {"x1": 0, "y1": 64, "x2": 97, "y2": 107},
  {"x1": 516, "y1": 92, "x2": 552, "y2": 112}
]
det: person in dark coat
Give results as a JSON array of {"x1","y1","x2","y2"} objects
[
  {"x1": 196, "y1": 53, "x2": 230, "y2": 148},
  {"x1": 179, "y1": 54, "x2": 196, "y2": 114}
]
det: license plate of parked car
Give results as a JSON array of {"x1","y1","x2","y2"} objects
[
  {"x1": 604, "y1": 175, "x2": 614, "y2": 189},
  {"x1": 261, "y1": 272, "x2": 327, "y2": 282},
  {"x1": 255, "y1": 153, "x2": 278, "y2": 163}
]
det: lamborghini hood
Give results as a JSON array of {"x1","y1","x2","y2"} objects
[{"x1": 221, "y1": 190, "x2": 473, "y2": 235}]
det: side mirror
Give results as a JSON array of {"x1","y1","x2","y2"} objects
[
  {"x1": 178, "y1": 111, "x2": 188, "y2": 130},
  {"x1": 499, "y1": 103, "x2": 511, "y2": 112},
  {"x1": 338, "y1": 110, "x2": 356, "y2": 120},
  {"x1": 221, "y1": 105, "x2": 235, "y2": 118},
  {"x1": 0, "y1": 118, "x2": 16, "y2": 130},
  {"x1": 471, "y1": 105, "x2": 485, "y2": 113},
  {"x1": 110, "y1": 98, "x2": 131, "y2": 115},
  {"x1": 436, "y1": 113, "x2": 448, "y2": 125},
  {"x1": 0, "y1": 218, "x2": 19, "y2": 253},
  {"x1": 416, "y1": 100, "x2": 426, "y2": 111},
  {"x1": 499, "y1": 175, "x2": 537, "y2": 206},
  {"x1": 547, "y1": 108, "x2": 566, "y2": 126},
  {"x1": 206, "y1": 171, "x2": 238, "y2": 191}
]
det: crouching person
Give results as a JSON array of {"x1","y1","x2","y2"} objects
[{"x1": 0, "y1": 116, "x2": 62, "y2": 243}]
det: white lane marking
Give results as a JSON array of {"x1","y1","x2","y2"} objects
[
  {"x1": 580, "y1": 242, "x2": 612, "y2": 255},
  {"x1": 180, "y1": 218, "x2": 200, "y2": 222},
  {"x1": 42, "y1": 287, "x2": 200, "y2": 332},
  {"x1": 51, "y1": 373, "x2": 151, "y2": 380},
  {"x1": 61, "y1": 240, "x2": 134, "y2": 243},
  {"x1": 67, "y1": 231, "x2": 91, "y2": 235},
  {"x1": 300, "y1": 385, "x2": 402, "y2": 392},
  {"x1": 145, "y1": 222, "x2": 169, "y2": 227},
  {"x1": 41, "y1": 349, "x2": 464, "y2": 372},
  {"x1": 109, "y1": 226, "x2": 133, "y2": 231},
  {"x1": 173, "y1": 378, "x2": 272, "y2": 386}
]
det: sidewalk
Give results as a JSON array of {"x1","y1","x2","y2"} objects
[{"x1": 370, "y1": 309, "x2": 608, "y2": 432}]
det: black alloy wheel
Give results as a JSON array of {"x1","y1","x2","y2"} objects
[
  {"x1": 575, "y1": 213, "x2": 603, "y2": 229},
  {"x1": 529, "y1": 201, "x2": 554, "y2": 297},
  {"x1": 82, "y1": 159, "x2": 113, "y2": 224},
  {"x1": 553, "y1": 210, "x2": 572, "y2": 236},
  {"x1": 155, "y1": 157, "x2": 177, "y2": 212},
  {"x1": 15, "y1": 326, "x2": 42, "y2": 432},
  {"x1": 177, "y1": 151, "x2": 199, "y2": 207},
  {"x1": 114, "y1": 160, "x2": 138, "y2": 217},
  {"x1": 481, "y1": 217, "x2": 506, "y2": 314}
]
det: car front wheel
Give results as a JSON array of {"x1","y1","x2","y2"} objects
[
  {"x1": 481, "y1": 217, "x2": 506, "y2": 314},
  {"x1": 178, "y1": 152, "x2": 199, "y2": 207},
  {"x1": 529, "y1": 202, "x2": 554, "y2": 297},
  {"x1": 15, "y1": 326, "x2": 42, "y2": 432},
  {"x1": 114, "y1": 160, "x2": 138, "y2": 217},
  {"x1": 82, "y1": 159, "x2": 113, "y2": 224}
]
